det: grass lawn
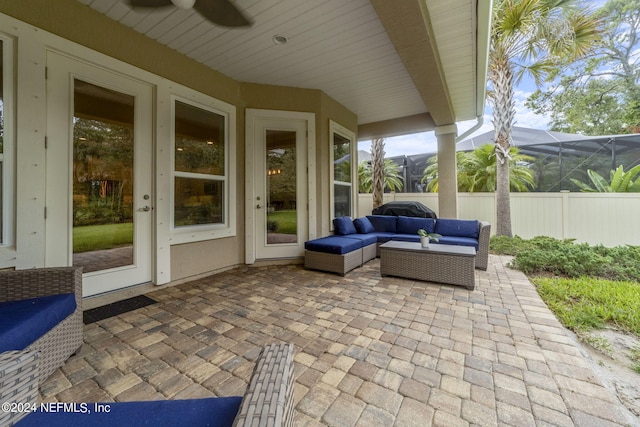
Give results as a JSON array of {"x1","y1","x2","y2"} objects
[
  {"x1": 533, "y1": 276, "x2": 640, "y2": 336},
  {"x1": 267, "y1": 210, "x2": 297, "y2": 235},
  {"x1": 490, "y1": 236, "x2": 640, "y2": 337},
  {"x1": 73, "y1": 223, "x2": 133, "y2": 253}
]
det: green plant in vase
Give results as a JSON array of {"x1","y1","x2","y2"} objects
[{"x1": 417, "y1": 229, "x2": 441, "y2": 248}]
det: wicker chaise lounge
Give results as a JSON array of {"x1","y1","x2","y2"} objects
[
  {"x1": 0, "y1": 267, "x2": 83, "y2": 385},
  {"x1": 1, "y1": 343, "x2": 296, "y2": 427}
]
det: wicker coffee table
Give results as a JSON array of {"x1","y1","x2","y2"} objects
[{"x1": 379, "y1": 241, "x2": 476, "y2": 289}]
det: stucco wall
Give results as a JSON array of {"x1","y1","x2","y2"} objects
[{"x1": 0, "y1": 1, "x2": 357, "y2": 283}]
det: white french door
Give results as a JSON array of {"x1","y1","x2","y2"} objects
[
  {"x1": 45, "y1": 51, "x2": 153, "y2": 297},
  {"x1": 246, "y1": 110, "x2": 314, "y2": 261}
]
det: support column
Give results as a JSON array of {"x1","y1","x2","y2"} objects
[{"x1": 435, "y1": 124, "x2": 458, "y2": 218}]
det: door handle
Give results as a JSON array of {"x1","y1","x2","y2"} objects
[
  {"x1": 256, "y1": 204, "x2": 262, "y2": 209},
  {"x1": 139, "y1": 205, "x2": 151, "y2": 212}
]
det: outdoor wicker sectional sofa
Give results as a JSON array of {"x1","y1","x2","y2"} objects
[{"x1": 304, "y1": 215, "x2": 491, "y2": 275}]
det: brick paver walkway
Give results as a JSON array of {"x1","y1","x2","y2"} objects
[{"x1": 41, "y1": 255, "x2": 638, "y2": 426}]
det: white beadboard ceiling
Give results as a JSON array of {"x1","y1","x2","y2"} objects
[{"x1": 78, "y1": 0, "x2": 484, "y2": 126}]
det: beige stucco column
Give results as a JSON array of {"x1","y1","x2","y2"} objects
[{"x1": 435, "y1": 124, "x2": 458, "y2": 218}]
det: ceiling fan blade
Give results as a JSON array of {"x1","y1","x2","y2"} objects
[
  {"x1": 128, "y1": 0, "x2": 173, "y2": 7},
  {"x1": 194, "y1": 0, "x2": 252, "y2": 27}
]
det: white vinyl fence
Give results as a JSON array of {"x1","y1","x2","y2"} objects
[{"x1": 358, "y1": 192, "x2": 640, "y2": 247}]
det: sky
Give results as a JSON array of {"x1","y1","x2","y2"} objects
[
  {"x1": 358, "y1": 77, "x2": 549, "y2": 158},
  {"x1": 359, "y1": 0, "x2": 608, "y2": 159}
]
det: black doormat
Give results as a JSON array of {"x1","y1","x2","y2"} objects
[{"x1": 83, "y1": 295, "x2": 157, "y2": 324}]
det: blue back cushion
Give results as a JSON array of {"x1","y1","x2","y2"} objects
[
  {"x1": 366, "y1": 215, "x2": 397, "y2": 233},
  {"x1": 353, "y1": 217, "x2": 375, "y2": 234},
  {"x1": 397, "y1": 216, "x2": 436, "y2": 235},
  {"x1": 333, "y1": 216, "x2": 357, "y2": 235},
  {"x1": 19, "y1": 396, "x2": 242, "y2": 427},
  {"x1": 0, "y1": 294, "x2": 76, "y2": 352},
  {"x1": 435, "y1": 219, "x2": 479, "y2": 238}
]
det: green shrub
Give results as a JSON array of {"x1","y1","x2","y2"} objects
[
  {"x1": 489, "y1": 235, "x2": 533, "y2": 255},
  {"x1": 490, "y1": 236, "x2": 640, "y2": 282}
]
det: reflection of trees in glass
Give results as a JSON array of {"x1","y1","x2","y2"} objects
[
  {"x1": 268, "y1": 148, "x2": 296, "y2": 209},
  {"x1": 333, "y1": 136, "x2": 351, "y2": 183},
  {"x1": 1, "y1": 39, "x2": 3, "y2": 154},
  {"x1": 0, "y1": 103, "x2": 4, "y2": 154},
  {"x1": 175, "y1": 136, "x2": 224, "y2": 175},
  {"x1": 73, "y1": 118, "x2": 134, "y2": 226}
]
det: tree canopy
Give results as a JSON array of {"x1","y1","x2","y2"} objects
[
  {"x1": 421, "y1": 144, "x2": 535, "y2": 193},
  {"x1": 526, "y1": 0, "x2": 640, "y2": 134}
]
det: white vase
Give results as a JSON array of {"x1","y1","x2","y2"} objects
[{"x1": 420, "y1": 236, "x2": 430, "y2": 248}]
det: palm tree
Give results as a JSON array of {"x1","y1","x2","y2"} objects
[
  {"x1": 371, "y1": 138, "x2": 385, "y2": 209},
  {"x1": 358, "y1": 159, "x2": 403, "y2": 193},
  {"x1": 489, "y1": 0, "x2": 601, "y2": 236},
  {"x1": 422, "y1": 144, "x2": 535, "y2": 192}
]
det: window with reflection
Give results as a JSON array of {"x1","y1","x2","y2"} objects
[
  {"x1": 333, "y1": 132, "x2": 353, "y2": 218},
  {"x1": 0, "y1": 38, "x2": 13, "y2": 246},
  {"x1": 0, "y1": 40, "x2": 4, "y2": 243},
  {"x1": 173, "y1": 100, "x2": 226, "y2": 227}
]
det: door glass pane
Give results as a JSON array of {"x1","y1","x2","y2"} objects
[
  {"x1": 73, "y1": 80, "x2": 135, "y2": 273},
  {"x1": 266, "y1": 130, "x2": 297, "y2": 244},
  {"x1": 0, "y1": 40, "x2": 4, "y2": 243}
]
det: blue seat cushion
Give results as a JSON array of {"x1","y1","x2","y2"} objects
[
  {"x1": 390, "y1": 234, "x2": 420, "y2": 243},
  {"x1": 397, "y1": 216, "x2": 435, "y2": 235},
  {"x1": 435, "y1": 219, "x2": 479, "y2": 238},
  {"x1": 333, "y1": 216, "x2": 357, "y2": 235},
  {"x1": 17, "y1": 396, "x2": 242, "y2": 427},
  {"x1": 369, "y1": 232, "x2": 396, "y2": 243},
  {"x1": 437, "y1": 236, "x2": 479, "y2": 251},
  {"x1": 0, "y1": 294, "x2": 76, "y2": 352},
  {"x1": 343, "y1": 234, "x2": 377, "y2": 246},
  {"x1": 353, "y1": 217, "x2": 375, "y2": 234},
  {"x1": 305, "y1": 236, "x2": 362, "y2": 254},
  {"x1": 366, "y1": 215, "x2": 397, "y2": 233}
]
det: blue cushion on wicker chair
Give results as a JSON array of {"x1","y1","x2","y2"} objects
[
  {"x1": 0, "y1": 294, "x2": 76, "y2": 352},
  {"x1": 17, "y1": 396, "x2": 242, "y2": 427}
]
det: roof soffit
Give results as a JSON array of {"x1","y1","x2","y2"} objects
[{"x1": 370, "y1": 0, "x2": 454, "y2": 126}]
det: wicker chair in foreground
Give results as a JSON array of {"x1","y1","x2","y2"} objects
[
  {"x1": 0, "y1": 267, "x2": 83, "y2": 385},
  {"x1": 1, "y1": 343, "x2": 296, "y2": 427}
]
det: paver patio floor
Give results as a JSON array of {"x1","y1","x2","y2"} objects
[{"x1": 41, "y1": 255, "x2": 638, "y2": 426}]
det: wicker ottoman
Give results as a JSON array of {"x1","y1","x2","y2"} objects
[{"x1": 380, "y1": 241, "x2": 476, "y2": 289}]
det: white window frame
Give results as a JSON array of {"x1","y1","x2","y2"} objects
[
  {"x1": 169, "y1": 93, "x2": 236, "y2": 244},
  {"x1": 329, "y1": 120, "x2": 356, "y2": 223},
  {"x1": 0, "y1": 34, "x2": 15, "y2": 249}
]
